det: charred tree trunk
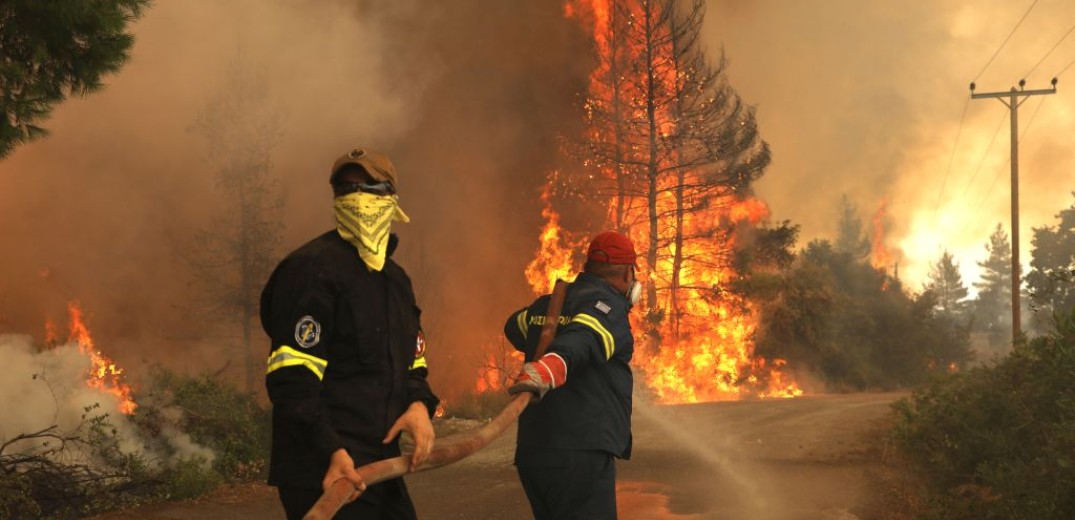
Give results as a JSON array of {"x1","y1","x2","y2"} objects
[
  {"x1": 643, "y1": 0, "x2": 660, "y2": 312},
  {"x1": 608, "y1": 1, "x2": 627, "y2": 232},
  {"x1": 670, "y1": 168, "x2": 685, "y2": 341}
]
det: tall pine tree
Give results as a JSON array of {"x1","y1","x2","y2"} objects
[
  {"x1": 1026, "y1": 193, "x2": 1075, "y2": 332},
  {"x1": 927, "y1": 250, "x2": 970, "y2": 322},
  {"x1": 973, "y1": 223, "x2": 1012, "y2": 347},
  {"x1": 835, "y1": 195, "x2": 870, "y2": 261}
]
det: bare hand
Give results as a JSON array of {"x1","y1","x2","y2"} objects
[
  {"x1": 322, "y1": 448, "x2": 366, "y2": 503},
  {"x1": 383, "y1": 401, "x2": 435, "y2": 472}
]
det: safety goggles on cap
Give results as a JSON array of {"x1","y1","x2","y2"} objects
[{"x1": 334, "y1": 180, "x2": 397, "y2": 197}]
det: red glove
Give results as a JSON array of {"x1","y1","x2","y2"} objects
[{"x1": 508, "y1": 353, "x2": 568, "y2": 401}]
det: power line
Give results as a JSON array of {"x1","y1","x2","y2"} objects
[
  {"x1": 959, "y1": 109, "x2": 1008, "y2": 202},
  {"x1": 933, "y1": 97, "x2": 971, "y2": 222},
  {"x1": 968, "y1": 84, "x2": 1055, "y2": 342},
  {"x1": 1025, "y1": 22, "x2": 1075, "y2": 79},
  {"x1": 1058, "y1": 55, "x2": 1075, "y2": 77},
  {"x1": 974, "y1": 0, "x2": 1040, "y2": 82}
]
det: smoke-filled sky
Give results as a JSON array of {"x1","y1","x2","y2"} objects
[
  {"x1": 706, "y1": 0, "x2": 1075, "y2": 287},
  {"x1": 1, "y1": 0, "x2": 1074, "y2": 395}
]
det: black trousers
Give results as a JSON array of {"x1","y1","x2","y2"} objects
[
  {"x1": 515, "y1": 448, "x2": 617, "y2": 520},
  {"x1": 277, "y1": 479, "x2": 417, "y2": 520}
]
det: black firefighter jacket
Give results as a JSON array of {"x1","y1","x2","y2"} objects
[
  {"x1": 503, "y1": 272, "x2": 635, "y2": 459},
  {"x1": 261, "y1": 231, "x2": 439, "y2": 488}
]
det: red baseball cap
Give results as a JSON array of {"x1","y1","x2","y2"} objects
[{"x1": 586, "y1": 231, "x2": 637, "y2": 266}]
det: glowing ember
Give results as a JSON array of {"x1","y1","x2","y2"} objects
[
  {"x1": 434, "y1": 401, "x2": 448, "y2": 418},
  {"x1": 65, "y1": 301, "x2": 137, "y2": 414}
]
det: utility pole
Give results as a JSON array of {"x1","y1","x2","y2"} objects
[{"x1": 970, "y1": 78, "x2": 1057, "y2": 344}]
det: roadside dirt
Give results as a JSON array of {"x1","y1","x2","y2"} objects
[{"x1": 85, "y1": 392, "x2": 905, "y2": 520}]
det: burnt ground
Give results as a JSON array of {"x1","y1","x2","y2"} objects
[{"x1": 86, "y1": 392, "x2": 905, "y2": 520}]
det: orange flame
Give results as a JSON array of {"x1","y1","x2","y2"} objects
[
  {"x1": 871, "y1": 197, "x2": 891, "y2": 271},
  {"x1": 43, "y1": 319, "x2": 60, "y2": 348},
  {"x1": 540, "y1": 0, "x2": 803, "y2": 403},
  {"x1": 524, "y1": 182, "x2": 583, "y2": 294},
  {"x1": 65, "y1": 302, "x2": 137, "y2": 414},
  {"x1": 475, "y1": 347, "x2": 524, "y2": 394}
]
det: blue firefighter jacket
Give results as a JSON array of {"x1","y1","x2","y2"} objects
[{"x1": 503, "y1": 272, "x2": 634, "y2": 459}]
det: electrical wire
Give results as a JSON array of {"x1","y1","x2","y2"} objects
[
  {"x1": 959, "y1": 109, "x2": 1008, "y2": 202},
  {"x1": 933, "y1": 97, "x2": 970, "y2": 222},
  {"x1": 974, "y1": 0, "x2": 1040, "y2": 83},
  {"x1": 1057, "y1": 55, "x2": 1075, "y2": 78},
  {"x1": 980, "y1": 96, "x2": 1047, "y2": 204},
  {"x1": 958, "y1": 96, "x2": 1047, "y2": 239},
  {"x1": 1024, "y1": 22, "x2": 1075, "y2": 79}
]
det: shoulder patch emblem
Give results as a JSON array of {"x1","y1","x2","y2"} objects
[
  {"x1": 415, "y1": 331, "x2": 427, "y2": 357},
  {"x1": 595, "y1": 301, "x2": 612, "y2": 315},
  {"x1": 294, "y1": 316, "x2": 322, "y2": 348}
]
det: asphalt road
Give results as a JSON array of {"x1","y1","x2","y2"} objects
[{"x1": 86, "y1": 392, "x2": 903, "y2": 520}]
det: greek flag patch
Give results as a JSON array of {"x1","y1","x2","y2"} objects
[{"x1": 594, "y1": 301, "x2": 612, "y2": 315}]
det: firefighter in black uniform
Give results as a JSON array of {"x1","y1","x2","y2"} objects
[
  {"x1": 262, "y1": 148, "x2": 439, "y2": 520},
  {"x1": 504, "y1": 231, "x2": 640, "y2": 520}
]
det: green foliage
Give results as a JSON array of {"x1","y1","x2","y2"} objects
[
  {"x1": 160, "y1": 456, "x2": 222, "y2": 500},
  {"x1": 835, "y1": 195, "x2": 870, "y2": 260},
  {"x1": 891, "y1": 309, "x2": 1075, "y2": 519},
  {"x1": 754, "y1": 236, "x2": 972, "y2": 390},
  {"x1": 141, "y1": 367, "x2": 271, "y2": 481},
  {"x1": 926, "y1": 250, "x2": 970, "y2": 322},
  {"x1": 0, "y1": 472, "x2": 40, "y2": 519},
  {"x1": 973, "y1": 224, "x2": 1013, "y2": 346},
  {"x1": 1026, "y1": 193, "x2": 1075, "y2": 333},
  {"x1": 0, "y1": 0, "x2": 149, "y2": 158},
  {"x1": 0, "y1": 367, "x2": 270, "y2": 517},
  {"x1": 0, "y1": 401, "x2": 159, "y2": 519}
]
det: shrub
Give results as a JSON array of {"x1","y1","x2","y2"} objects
[
  {"x1": 140, "y1": 368, "x2": 271, "y2": 481},
  {"x1": 891, "y1": 309, "x2": 1075, "y2": 519}
]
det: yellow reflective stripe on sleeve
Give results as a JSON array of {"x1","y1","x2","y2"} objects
[
  {"x1": 517, "y1": 309, "x2": 528, "y2": 340},
  {"x1": 266, "y1": 345, "x2": 328, "y2": 380},
  {"x1": 571, "y1": 313, "x2": 615, "y2": 359},
  {"x1": 410, "y1": 355, "x2": 428, "y2": 370}
]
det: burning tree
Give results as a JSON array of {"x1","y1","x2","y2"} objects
[
  {"x1": 525, "y1": 0, "x2": 797, "y2": 403},
  {"x1": 569, "y1": 0, "x2": 770, "y2": 336},
  {"x1": 186, "y1": 57, "x2": 284, "y2": 393}
]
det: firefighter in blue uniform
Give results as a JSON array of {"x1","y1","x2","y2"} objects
[
  {"x1": 262, "y1": 148, "x2": 439, "y2": 520},
  {"x1": 505, "y1": 231, "x2": 641, "y2": 520}
]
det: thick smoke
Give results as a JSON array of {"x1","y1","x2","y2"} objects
[
  {"x1": 705, "y1": 0, "x2": 1075, "y2": 287},
  {"x1": 12, "y1": 0, "x2": 1062, "y2": 401},
  {"x1": 0, "y1": 1, "x2": 590, "y2": 398},
  {"x1": 0, "y1": 334, "x2": 214, "y2": 467}
]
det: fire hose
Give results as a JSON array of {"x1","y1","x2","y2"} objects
[{"x1": 303, "y1": 280, "x2": 568, "y2": 520}]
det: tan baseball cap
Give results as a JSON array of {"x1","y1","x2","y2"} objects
[{"x1": 330, "y1": 148, "x2": 398, "y2": 187}]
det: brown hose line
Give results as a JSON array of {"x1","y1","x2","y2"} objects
[{"x1": 303, "y1": 280, "x2": 568, "y2": 520}]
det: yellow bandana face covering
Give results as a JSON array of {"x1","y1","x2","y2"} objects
[{"x1": 335, "y1": 192, "x2": 411, "y2": 271}]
